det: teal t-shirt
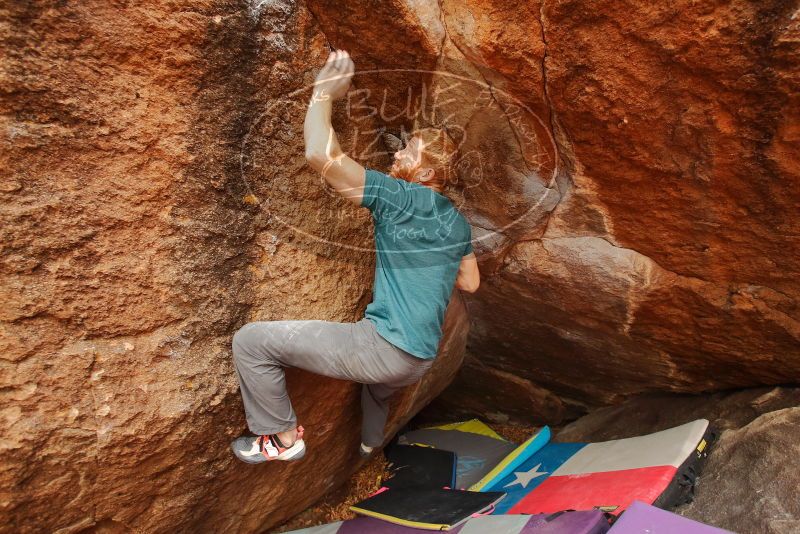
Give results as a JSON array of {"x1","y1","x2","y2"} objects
[{"x1": 360, "y1": 168, "x2": 473, "y2": 359}]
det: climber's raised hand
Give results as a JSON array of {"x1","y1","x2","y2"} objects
[{"x1": 312, "y1": 49, "x2": 354, "y2": 101}]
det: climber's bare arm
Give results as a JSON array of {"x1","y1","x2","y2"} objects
[
  {"x1": 455, "y1": 252, "x2": 480, "y2": 293},
  {"x1": 304, "y1": 49, "x2": 365, "y2": 206}
]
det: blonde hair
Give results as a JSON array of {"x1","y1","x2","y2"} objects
[{"x1": 411, "y1": 126, "x2": 458, "y2": 193}]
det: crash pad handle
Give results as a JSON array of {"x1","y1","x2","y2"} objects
[
  {"x1": 470, "y1": 504, "x2": 495, "y2": 518},
  {"x1": 368, "y1": 486, "x2": 390, "y2": 497}
]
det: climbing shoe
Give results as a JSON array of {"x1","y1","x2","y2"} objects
[
  {"x1": 231, "y1": 426, "x2": 306, "y2": 464},
  {"x1": 359, "y1": 442, "x2": 375, "y2": 458}
]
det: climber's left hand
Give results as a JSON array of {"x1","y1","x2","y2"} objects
[{"x1": 313, "y1": 49, "x2": 354, "y2": 101}]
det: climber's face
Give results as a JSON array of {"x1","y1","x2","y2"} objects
[{"x1": 391, "y1": 136, "x2": 428, "y2": 183}]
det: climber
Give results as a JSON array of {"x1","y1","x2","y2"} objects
[{"x1": 229, "y1": 49, "x2": 479, "y2": 463}]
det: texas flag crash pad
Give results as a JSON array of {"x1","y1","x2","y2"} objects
[{"x1": 478, "y1": 419, "x2": 714, "y2": 516}]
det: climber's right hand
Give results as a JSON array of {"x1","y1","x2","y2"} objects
[{"x1": 313, "y1": 49, "x2": 354, "y2": 101}]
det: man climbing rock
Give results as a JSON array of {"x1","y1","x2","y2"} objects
[{"x1": 230, "y1": 50, "x2": 480, "y2": 463}]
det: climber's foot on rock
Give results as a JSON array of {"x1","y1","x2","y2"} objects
[
  {"x1": 231, "y1": 426, "x2": 306, "y2": 464},
  {"x1": 359, "y1": 443, "x2": 375, "y2": 458},
  {"x1": 276, "y1": 428, "x2": 298, "y2": 447}
]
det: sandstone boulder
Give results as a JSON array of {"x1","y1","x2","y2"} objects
[
  {"x1": 1, "y1": 1, "x2": 467, "y2": 532},
  {"x1": 4, "y1": 0, "x2": 800, "y2": 531},
  {"x1": 419, "y1": 0, "x2": 800, "y2": 424},
  {"x1": 273, "y1": 0, "x2": 800, "y2": 427},
  {"x1": 678, "y1": 407, "x2": 800, "y2": 534}
]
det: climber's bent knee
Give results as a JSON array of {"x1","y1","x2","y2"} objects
[
  {"x1": 232, "y1": 321, "x2": 279, "y2": 364},
  {"x1": 231, "y1": 323, "x2": 256, "y2": 361}
]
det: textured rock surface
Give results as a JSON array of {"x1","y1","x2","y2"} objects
[
  {"x1": 1, "y1": 1, "x2": 467, "y2": 532},
  {"x1": 421, "y1": 0, "x2": 800, "y2": 424},
  {"x1": 555, "y1": 387, "x2": 800, "y2": 534},
  {"x1": 4, "y1": 0, "x2": 800, "y2": 531},
  {"x1": 679, "y1": 407, "x2": 800, "y2": 534},
  {"x1": 297, "y1": 0, "x2": 800, "y2": 427}
]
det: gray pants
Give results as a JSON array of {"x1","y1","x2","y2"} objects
[{"x1": 231, "y1": 317, "x2": 434, "y2": 447}]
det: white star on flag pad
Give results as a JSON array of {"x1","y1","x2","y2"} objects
[{"x1": 503, "y1": 463, "x2": 549, "y2": 489}]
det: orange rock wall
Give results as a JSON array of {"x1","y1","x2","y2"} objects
[
  {"x1": 425, "y1": 0, "x2": 800, "y2": 423},
  {"x1": 2, "y1": 1, "x2": 467, "y2": 532},
  {"x1": 3, "y1": 0, "x2": 799, "y2": 531}
]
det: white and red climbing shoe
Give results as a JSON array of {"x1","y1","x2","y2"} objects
[
  {"x1": 359, "y1": 443, "x2": 375, "y2": 458},
  {"x1": 231, "y1": 426, "x2": 306, "y2": 464}
]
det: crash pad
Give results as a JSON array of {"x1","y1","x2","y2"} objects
[
  {"x1": 457, "y1": 510, "x2": 611, "y2": 533},
  {"x1": 480, "y1": 419, "x2": 713, "y2": 515},
  {"x1": 284, "y1": 510, "x2": 610, "y2": 533},
  {"x1": 608, "y1": 500, "x2": 733, "y2": 533},
  {"x1": 398, "y1": 422, "x2": 517, "y2": 489},
  {"x1": 284, "y1": 522, "x2": 344, "y2": 533},
  {"x1": 349, "y1": 487, "x2": 506, "y2": 530},
  {"x1": 426, "y1": 419, "x2": 505, "y2": 440},
  {"x1": 468, "y1": 426, "x2": 551, "y2": 491},
  {"x1": 383, "y1": 445, "x2": 456, "y2": 490}
]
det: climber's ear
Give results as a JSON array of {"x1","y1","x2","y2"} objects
[{"x1": 418, "y1": 167, "x2": 435, "y2": 184}]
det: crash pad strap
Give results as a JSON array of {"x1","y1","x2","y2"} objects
[
  {"x1": 350, "y1": 487, "x2": 506, "y2": 531},
  {"x1": 347, "y1": 508, "x2": 449, "y2": 531}
]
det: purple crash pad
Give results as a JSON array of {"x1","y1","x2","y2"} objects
[
  {"x1": 336, "y1": 517, "x2": 431, "y2": 533},
  {"x1": 609, "y1": 500, "x2": 734, "y2": 534},
  {"x1": 333, "y1": 510, "x2": 609, "y2": 533},
  {"x1": 520, "y1": 510, "x2": 610, "y2": 534}
]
